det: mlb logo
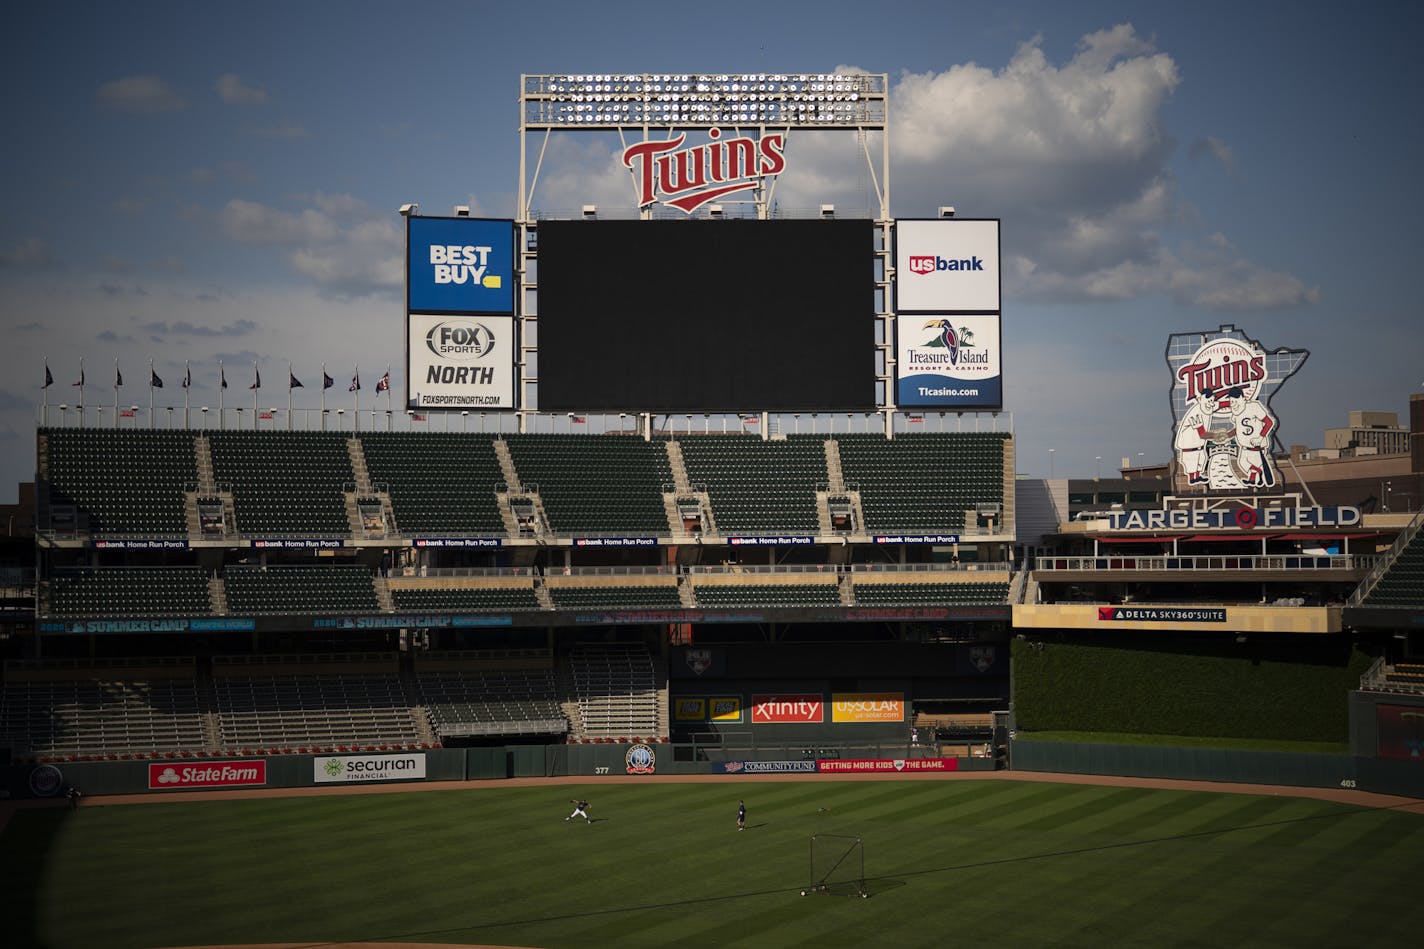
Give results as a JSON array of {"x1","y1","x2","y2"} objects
[
  {"x1": 970, "y1": 646, "x2": 996, "y2": 673},
  {"x1": 686, "y1": 649, "x2": 712, "y2": 675}
]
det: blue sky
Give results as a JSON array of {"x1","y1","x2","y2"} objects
[{"x1": 2, "y1": 0, "x2": 1421, "y2": 503}]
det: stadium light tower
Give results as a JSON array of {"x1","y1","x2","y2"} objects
[{"x1": 398, "y1": 203, "x2": 418, "y2": 217}]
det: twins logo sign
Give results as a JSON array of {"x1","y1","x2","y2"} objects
[
  {"x1": 1167, "y1": 327, "x2": 1307, "y2": 493},
  {"x1": 625, "y1": 743, "x2": 657, "y2": 774}
]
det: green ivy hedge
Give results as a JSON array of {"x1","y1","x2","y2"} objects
[{"x1": 1011, "y1": 637, "x2": 1370, "y2": 743}]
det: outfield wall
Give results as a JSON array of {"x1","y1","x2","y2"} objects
[
  {"x1": 0, "y1": 741, "x2": 993, "y2": 799},
  {"x1": 1008, "y1": 740, "x2": 1357, "y2": 791}
]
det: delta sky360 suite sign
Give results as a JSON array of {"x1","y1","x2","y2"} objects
[{"x1": 405, "y1": 216, "x2": 517, "y2": 410}]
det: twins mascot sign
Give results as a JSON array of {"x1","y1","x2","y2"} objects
[{"x1": 1167, "y1": 326, "x2": 1307, "y2": 492}]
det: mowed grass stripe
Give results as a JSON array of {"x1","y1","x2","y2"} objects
[{"x1": 5, "y1": 779, "x2": 1422, "y2": 949}]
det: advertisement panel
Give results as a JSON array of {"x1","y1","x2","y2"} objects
[
  {"x1": 714, "y1": 760, "x2": 820, "y2": 774},
  {"x1": 314, "y1": 752, "x2": 427, "y2": 784},
  {"x1": 708, "y1": 696, "x2": 743, "y2": 722},
  {"x1": 1375, "y1": 704, "x2": 1424, "y2": 760},
  {"x1": 831, "y1": 693, "x2": 905, "y2": 723},
  {"x1": 751, "y1": 694, "x2": 824, "y2": 723},
  {"x1": 149, "y1": 760, "x2": 266, "y2": 790},
  {"x1": 818, "y1": 757, "x2": 959, "y2": 773},
  {"x1": 407, "y1": 217, "x2": 515, "y2": 315},
  {"x1": 407, "y1": 313, "x2": 516, "y2": 409},
  {"x1": 894, "y1": 219, "x2": 1001, "y2": 313},
  {"x1": 1166, "y1": 325, "x2": 1307, "y2": 493},
  {"x1": 896, "y1": 312, "x2": 1001, "y2": 408},
  {"x1": 674, "y1": 697, "x2": 707, "y2": 721}
]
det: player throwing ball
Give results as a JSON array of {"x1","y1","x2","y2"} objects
[{"x1": 566, "y1": 799, "x2": 591, "y2": 823}]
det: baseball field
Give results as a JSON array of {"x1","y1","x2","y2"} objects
[{"x1": 3, "y1": 772, "x2": 1422, "y2": 949}]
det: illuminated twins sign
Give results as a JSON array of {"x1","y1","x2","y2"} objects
[
  {"x1": 622, "y1": 128, "x2": 786, "y2": 213},
  {"x1": 1167, "y1": 325, "x2": 1307, "y2": 493}
]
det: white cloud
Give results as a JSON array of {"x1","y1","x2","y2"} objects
[
  {"x1": 0, "y1": 237, "x2": 53, "y2": 268},
  {"x1": 1189, "y1": 136, "x2": 1235, "y2": 171},
  {"x1": 218, "y1": 200, "x2": 340, "y2": 245},
  {"x1": 880, "y1": 24, "x2": 1311, "y2": 310},
  {"x1": 213, "y1": 196, "x2": 402, "y2": 298},
  {"x1": 214, "y1": 73, "x2": 268, "y2": 105},
  {"x1": 97, "y1": 75, "x2": 186, "y2": 113}
]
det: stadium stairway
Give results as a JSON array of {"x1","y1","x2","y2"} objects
[{"x1": 397, "y1": 657, "x2": 440, "y2": 747}]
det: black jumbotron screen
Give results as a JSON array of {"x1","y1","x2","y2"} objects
[{"x1": 536, "y1": 219, "x2": 874, "y2": 413}]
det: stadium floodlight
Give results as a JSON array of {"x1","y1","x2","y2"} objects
[
  {"x1": 938, "y1": 206, "x2": 956, "y2": 218},
  {"x1": 454, "y1": 205, "x2": 471, "y2": 217},
  {"x1": 708, "y1": 204, "x2": 724, "y2": 217},
  {"x1": 820, "y1": 204, "x2": 835, "y2": 219},
  {"x1": 582, "y1": 204, "x2": 597, "y2": 220},
  {"x1": 398, "y1": 203, "x2": 419, "y2": 216}
]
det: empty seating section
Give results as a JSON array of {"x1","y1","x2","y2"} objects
[
  {"x1": 569, "y1": 643, "x2": 660, "y2": 738},
  {"x1": 693, "y1": 582, "x2": 841, "y2": 609},
  {"x1": 837, "y1": 432, "x2": 1007, "y2": 532},
  {"x1": 547, "y1": 584, "x2": 683, "y2": 610},
  {"x1": 0, "y1": 666, "x2": 206, "y2": 758},
  {"x1": 503, "y1": 434, "x2": 672, "y2": 534},
  {"x1": 391, "y1": 585, "x2": 541, "y2": 612},
  {"x1": 360, "y1": 433, "x2": 504, "y2": 534},
  {"x1": 224, "y1": 565, "x2": 379, "y2": 615},
  {"x1": 1362, "y1": 533, "x2": 1424, "y2": 607},
  {"x1": 47, "y1": 567, "x2": 211, "y2": 617},
  {"x1": 208, "y1": 431, "x2": 351, "y2": 534},
  {"x1": 212, "y1": 656, "x2": 420, "y2": 749},
  {"x1": 852, "y1": 581, "x2": 1010, "y2": 606},
  {"x1": 417, "y1": 668, "x2": 565, "y2": 737},
  {"x1": 678, "y1": 434, "x2": 824, "y2": 533},
  {"x1": 42, "y1": 428, "x2": 196, "y2": 534}
]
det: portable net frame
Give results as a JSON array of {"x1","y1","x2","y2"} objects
[{"x1": 803, "y1": 834, "x2": 868, "y2": 898}]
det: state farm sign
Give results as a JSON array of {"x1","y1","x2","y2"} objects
[
  {"x1": 751, "y1": 694, "x2": 824, "y2": 723},
  {"x1": 148, "y1": 760, "x2": 266, "y2": 790}
]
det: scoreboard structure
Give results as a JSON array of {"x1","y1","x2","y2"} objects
[{"x1": 403, "y1": 73, "x2": 1003, "y2": 422}]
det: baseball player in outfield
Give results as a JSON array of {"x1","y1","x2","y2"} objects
[{"x1": 566, "y1": 799, "x2": 591, "y2": 823}]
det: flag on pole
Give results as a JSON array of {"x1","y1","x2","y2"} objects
[
  {"x1": 250, "y1": 367, "x2": 261, "y2": 390},
  {"x1": 44, "y1": 364, "x2": 53, "y2": 388},
  {"x1": 221, "y1": 366, "x2": 228, "y2": 389},
  {"x1": 73, "y1": 364, "x2": 84, "y2": 387},
  {"x1": 322, "y1": 370, "x2": 334, "y2": 390},
  {"x1": 375, "y1": 369, "x2": 390, "y2": 393},
  {"x1": 115, "y1": 366, "x2": 123, "y2": 387},
  {"x1": 151, "y1": 369, "x2": 163, "y2": 388},
  {"x1": 289, "y1": 371, "x2": 303, "y2": 389},
  {"x1": 349, "y1": 369, "x2": 360, "y2": 392},
  {"x1": 569, "y1": 415, "x2": 587, "y2": 424},
  {"x1": 182, "y1": 364, "x2": 191, "y2": 389}
]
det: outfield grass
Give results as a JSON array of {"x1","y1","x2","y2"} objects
[{"x1": 3, "y1": 778, "x2": 1422, "y2": 948}]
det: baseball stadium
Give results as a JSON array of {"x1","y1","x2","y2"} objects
[{"x1": 1, "y1": 73, "x2": 1422, "y2": 949}]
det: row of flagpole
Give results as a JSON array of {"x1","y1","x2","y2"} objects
[{"x1": 41, "y1": 358, "x2": 392, "y2": 428}]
